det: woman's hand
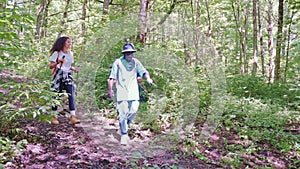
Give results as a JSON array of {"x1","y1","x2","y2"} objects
[{"x1": 72, "y1": 67, "x2": 80, "y2": 72}]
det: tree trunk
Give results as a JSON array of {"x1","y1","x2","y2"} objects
[
  {"x1": 102, "y1": 0, "x2": 110, "y2": 21},
  {"x1": 274, "y1": 0, "x2": 284, "y2": 82},
  {"x1": 284, "y1": 10, "x2": 294, "y2": 82},
  {"x1": 232, "y1": 1, "x2": 245, "y2": 74},
  {"x1": 36, "y1": 0, "x2": 45, "y2": 41},
  {"x1": 139, "y1": 0, "x2": 149, "y2": 44},
  {"x1": 58, "y1": 0, "x2": 71, "y2": 37},
  {"x1": 244, "y1": 4, "x2": 249, "y2": 74},
  {"x1": 41, "y1": 0, "x2": 51, "y2": 38},
  {"x1": 258, "y1": 0, "x2": 265, "y2": 76},
  {"x1": 82, "y1": 0, "x2": 88, "y2": 37},
  {"x1": 267, "y1": 0, "x2": 275, "y2": 83},
  {"x1": 205, "y1": 0, "x2": 212, "y2": 39},
  {"x1": 252, "y1": 0, "x2": 258, "y2": 75}
]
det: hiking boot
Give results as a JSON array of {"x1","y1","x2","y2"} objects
[
  {"x1": 120, "y1": 135, "x2": 129, "y2": 146},
  {"x1": 69, "y1": 115, "x2": 80, "y2": 124},
  {"x1": 51, "y1": 117, "x2": 59, "y2": 124}
]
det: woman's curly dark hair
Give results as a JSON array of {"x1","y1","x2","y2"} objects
[{"x1": 50, "y1": 36, "x2": 70, "y2": 55}]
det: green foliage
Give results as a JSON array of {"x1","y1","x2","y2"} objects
[
  {"x1": 0, "y1": 137, "x2": 27, "y2": 164},
  {"x1": 0, "y1": 79, "x2": 56, "y2": 129},
  {"x1": 194, "y1": 65, "x2": 212, "y2": 115},
  {"x1": 0, "y1": 3, "x2": 35, "y2": 71},
  {"x1": 227, "y1": 75, "x2": 300, "y2": 109},
  {"x1": 222, "y1": 95, "x2": 299, "y2": 152}
]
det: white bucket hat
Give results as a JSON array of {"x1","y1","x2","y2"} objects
[{"x1": 122, "y1": 43, "x2": 136, "y2": 53}]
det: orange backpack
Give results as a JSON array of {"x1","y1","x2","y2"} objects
[{"x1": 51, "y1": 51, "x2": 60, "y2": 77}]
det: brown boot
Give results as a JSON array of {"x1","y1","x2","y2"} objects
[
  {"x1": 69, "y1": 115, "x2": 80, "y2": 124},
  {"x1": 51, "y1": 117, "x2": 59, "y2": 124}
]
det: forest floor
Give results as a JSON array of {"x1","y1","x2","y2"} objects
[
  {"x1": 2, "y1": 109, "x2": 299, "y2": 169},
  {"x1": 3, "y1": 110, "x2": 223, "y2": 169}
]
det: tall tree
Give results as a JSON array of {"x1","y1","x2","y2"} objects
[
  {"x1": 102, "y1": 0, "x2": 110, "y2": 21},
  {"x1": 205, "y1": 0, "x2": 212, "y2": 39},
  {"x1": 36, "y1": 0, "x2": 46, "y2": 41},
  {"x1": 257, "y1": 0, "x2": 265, "y2": 76},
  {"x1": 82, "y1": 0, "x2": 88, "y2": 37},
  {"x1": 284, "y1": 4, "x2": 295, "y2": 82},
  {"x1": 41, "y1": 0, "x2": 51, "y2": 38},
  {"x1": 274, "y1": 0, "x2": 284, "y2": 82},
  {"x1": 267, "y1": 0, "x2": 275, "y2": 83},
  {"x1": 58, "y1": 0, "x2": 71, "y2": 37},
  {"x1": 252, "y1": 0, "x2": 258, "y2": 75},
  {"x1": 243, "y1": 4, "x2": 249, "y2": 74},
  {"x1": 232, "y1": 0, "x2": 245, "y2": 74},
  {"x1": 139, "y1": 0, "x2": 149, "y2": 44}
]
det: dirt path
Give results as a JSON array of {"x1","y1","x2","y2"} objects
[{"x1": 4, "y1": 111, "x2": 221, "y2": 169}]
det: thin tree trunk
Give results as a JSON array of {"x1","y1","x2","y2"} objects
[
  {"x1": 58, "y1": 0, "x2": 71, "y2": 37},
  {"x1": 267, "y1": 0, "x2": 275, "y2": 83},
  {"x1": 232, "y1": 1, "x2": 245, "y2": 74},
  {"x1": 274, "y1": 0, "x2": 284, "y2": 82},
  {"x1": 252, "y1": 0, "x2": 258, "y2": 75},
  {"x1": 102, "y1": 0, "x2": 110, "y2": 21},
  {"x1": 41, "y1": 0, "x2": 51, "y2": 38},
  {"x1": 205, "y1": 0, "x2": 212, "y2": 38},
  {"x1": 36, "y1": 0, "x2": 45, "y2": 41},
  {"x1": 139, "y1": 0, "x2": 149, "y2": 44},
  {"x1": 244, "y1": 4, "x2": 249, "y2": 74},
  {"x1": 82, "y1": 0, "x2": 88, "y2": 37},
  {"x1": 284, "y1": 11, "x2": 294, "y2": 82},
  {"x1": 258, "y1": 0, "x2": 265, "y2": 76}
]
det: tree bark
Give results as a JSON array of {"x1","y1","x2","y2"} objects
[
  {"x1": 58, "y1": 0, "x2": 71, "y2": 37},
  {"x1": 252, "y1": 0, "x2": 258, "y2": 75},
  {"x1": 232, "y1": 1, "x2": 245, "y2": 74},
  {"x1": 103, "y1": 0, "x2": 110, "y2": 15},
  {"x1": 82, "y1": 0, "x2": 88, "y2": 37},
  {"x1": 267, "y1": 0, "x2": 275, "y2": 83},
  {"x1": 284, "y1": 10, "x2": 294, "y2": 82},
  {"x1": 36, "y1": 0, "x2": 45, "y2": 41},
  {"x1": 205, "y1": 0, "x2": 212, "y2": 38},
  {"x1": 244, "y1": 4, "x2": 249, "y2": 74},
  {"x1": 258, "y1": 0, "x2": 265, "y2": 76},
  {"x1": 274, "y1": 0, "x2": 284, "y2": 82},
  {"x1": 139, "y1": 0, "x2": 149, "y2": 44},
  {"x1": 41, "y1": 0, "x2": 51, "y2": 38},
  {"x1": 102, "y1": 0, "x2": 110, "y2": 21}
]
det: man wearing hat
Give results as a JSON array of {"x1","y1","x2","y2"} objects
[{"x1": 107, "y1": 42, "x2": 153, "y2": 146}]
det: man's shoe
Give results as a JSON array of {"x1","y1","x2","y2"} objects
[
  {"x1": 69, "y1": 115, "x2": 80, "y2": 124},
  {"x1": 120, "y1": 135, "x2": 129, "y2": 146},
  {"x1": 51, "y1": 117, "x2": 59, "y2": 124}
]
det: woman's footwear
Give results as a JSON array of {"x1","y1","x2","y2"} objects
[
  {"x1": 51, "y1": 117, "x2": 59, "y2": 124},
  {"x1": 69, "y1": 115, "x2": 80, "y2": 124}
]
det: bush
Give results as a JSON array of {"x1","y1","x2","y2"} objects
[
  {"x1": 222, "y1": 95, "x2": 299, "y2": 152},
  {"x1": 226, "y1": 75, "x2": 299, "y2": 110},
  {"x1": 0, "y1": 79, "x2": 55, "y2": 129}
]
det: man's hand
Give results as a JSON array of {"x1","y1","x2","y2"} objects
[
  {"x1": 147, "y1": 78, "x2": 153, "y2": 85},
  {"x1": 108, "y1": 89, "x2": 114, "y2": 99}
]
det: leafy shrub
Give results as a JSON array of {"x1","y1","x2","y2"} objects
[
  {"x1": 227, "y1": 75, "x2": 299, "y2": 110},
  {"x1": 222, "y1": 95, "x2": 299, "y2": 152},
  {"x1": 0, "y1": 79, "x2": 56, "y2": 129},
  {"x1": 0, "y1": 137, "x2": 27, "y2": 164}
]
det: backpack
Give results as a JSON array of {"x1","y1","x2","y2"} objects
[{"x1": 51, "y1": 51, "x2": 60, "y2": 77}]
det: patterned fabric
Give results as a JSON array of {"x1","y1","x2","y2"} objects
[{"x1": 51, "y1": 69, "x2": 73, "y2": 92}]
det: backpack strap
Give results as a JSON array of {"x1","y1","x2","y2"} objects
[{"x1": 51, "y1": 51, "x2": 60, "y2": 77}]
